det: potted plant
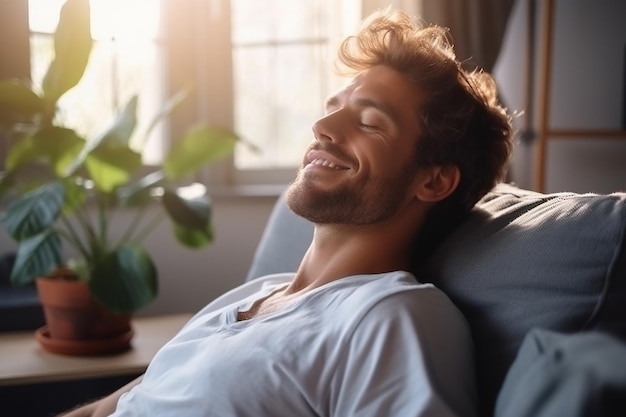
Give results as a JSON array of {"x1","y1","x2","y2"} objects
[{"x1": 0, "y1": 0, "x2": 238, "y2": 355}]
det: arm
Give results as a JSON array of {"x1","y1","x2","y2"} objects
[{"x1": 58, "y1": 375, "x2": 143, "y2": 417}]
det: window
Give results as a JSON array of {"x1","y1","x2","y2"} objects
[
  {"x1": 28, "y1": 0, "x2": 166, "y2": 164},
  {"x1": 1, "y1": 0, "x2": 362, "y2": 187},
  {"x1": 230, "y1": 0, "x2": 360, "y2": 185}
]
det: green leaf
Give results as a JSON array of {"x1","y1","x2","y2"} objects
[
  {"x1": 42, "y1": 0, "x2": 92, "y2": 106},
  {"x1": 0, "y1": 79, "x2": 45, "y2": 127},
  {"x1": 98, "y1": 95, "x2": 139, "y2": 146},
  {"x1": 62, "y1": 178, "x2": 87, "y2": 213},
  {"x1": 66, "y1": 95, "x2": 138, "y2": 176},
  {"x1": 117, "y1": 170, "x2": 165, "y2": 207},
  {"x1": 172, "y1": 223, "x2": 213, "y2": 248},
  {"x1": 162, "y1": 184, "x2": 214, "y2": 247},
  {"x1": 89, "y1": 244, "x2": 158, "y2": 313},
  {"x1": 4, "y1": 182, "x2": 65, "y2": 241},
  {"x1": 6, "y1": 127, "x2": 84, "y2": 176},
  {"x1": 162, "y1": 184, "x2": 211, "y2": 230},
  {"x1": 85, "y1": 143, "x2": 143, "y2": 193},
  {"x1": 10, "y1": 231, "x2": 62, "y2": 286},
  {"x1": 163, "y1": 125, "x2": 238, "y2": 180}
]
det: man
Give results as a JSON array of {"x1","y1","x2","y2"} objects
[{"x1": 62, "y1": 8, "x2": 512, "y2": 417}]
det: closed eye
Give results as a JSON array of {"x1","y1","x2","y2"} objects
[
  {"x1": 359, "y1": 107, "x2": 388, "y2": 132},
  {"x1": 359, "y1": 122, "x2": 380, "y2": 130}
]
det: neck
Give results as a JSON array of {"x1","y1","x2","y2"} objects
[{"x1": 285, "y1": 213, "x2": 424, "y2": 295}]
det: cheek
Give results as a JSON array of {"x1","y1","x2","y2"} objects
[{"x1": 363, "y1": 145, "x2": 403, "y2": 174}]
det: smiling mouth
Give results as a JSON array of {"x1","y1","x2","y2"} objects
[
  {"x1": 304, "y1": 148, "x2": 352, "y2": 171},
  {"x1": 307, "y1": 158, "x2": 345, "y2": 170}
]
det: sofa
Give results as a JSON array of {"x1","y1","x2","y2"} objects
[{"x1": 245, "y1": 183, "x2": 626, "y2": 417}]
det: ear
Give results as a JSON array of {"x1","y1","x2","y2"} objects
[{"x1": 414, "y1": 165, "x2": 460, "y2": 203}]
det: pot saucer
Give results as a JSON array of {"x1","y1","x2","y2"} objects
[{"x1": 35, "y1": 326, "x2": 134, "y2": 356}]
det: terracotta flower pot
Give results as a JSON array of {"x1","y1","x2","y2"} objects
[{"x1": 34, "y1": 271, "x2": 133, "y2": 356}]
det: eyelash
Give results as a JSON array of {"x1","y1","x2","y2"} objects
[{"x1": 359, "y1": 122, "x2": 379, "y2": 131}]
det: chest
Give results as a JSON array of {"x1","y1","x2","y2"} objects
[
  {"x1": 236, "y1": 290, "x2": 300, "y2": 321},
  {"x1": 141, "y1": 309, "x2": 341, "y2": 416}
]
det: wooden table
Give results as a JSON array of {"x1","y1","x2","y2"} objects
[{"x1": 0, "y1": 313, "x2": 191, "y2": 386}]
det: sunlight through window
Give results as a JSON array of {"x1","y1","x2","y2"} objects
[
  {"x1": 28, "y1": 0, "x2": 166, "y2": 164},
  {"x1": 231, "y1": 0, "x2": 359, "y2": 172}
]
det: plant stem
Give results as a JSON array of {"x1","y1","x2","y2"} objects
[
  {"x1": 97, "y1": 194, "x2": 108, "y2": 252},
  {"x1": 73, "y1": 203, "x2": 99, "y2": 259},
  {"x1": 118, "y1": 203, "x2": 151, "y2": 245},
  {"x1": 58, "y1": 215, "x2": 91, "y2": 261},
  {"x1": 132, "y1": 210, "x2": 166, "y2": 245}
]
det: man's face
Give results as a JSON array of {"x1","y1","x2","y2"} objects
[{"x1": 287, "y1": 65, "x2": 426, "y2": 225}]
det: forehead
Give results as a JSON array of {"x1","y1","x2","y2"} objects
[{"x1": 331, "y1": 65, "x2": 425, "y2": 117}]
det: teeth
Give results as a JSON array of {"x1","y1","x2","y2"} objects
[{"x1": 309, "y1": 158, "x2": 341, "y2": 169}]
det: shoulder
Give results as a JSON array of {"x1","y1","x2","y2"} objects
[
  {"x1": 348, "y1": 270, "x2": 470, "y2": 338},
  {"x1": 341, "y1": 271, "x2": 463, "y2": 322},
  {"x1": 328, "y1": 270, "x2": 473, "y2": 371},
  {"x1": 328, "y1": 271, "x2": 477, "y2": 416}
]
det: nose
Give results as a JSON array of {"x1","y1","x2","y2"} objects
[{"x1": 312, "y1": 109, "x2": 345, "y2": 143}]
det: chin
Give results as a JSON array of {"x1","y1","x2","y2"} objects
[{"x1": 285, "y1": 180, "x2": 357, "y2": 224}]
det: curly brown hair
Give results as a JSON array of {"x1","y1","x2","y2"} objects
[{"x1": 335, "y1": 8, "x2": 513, "y2": 221}]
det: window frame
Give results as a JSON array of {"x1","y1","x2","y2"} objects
[{"x1": 0, "y1": 1, "x2": 31, "y2": 171}]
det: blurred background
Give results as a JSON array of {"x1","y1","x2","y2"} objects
[{"x1": 0, "y1": 0, "x2": 624, "y2": 314}]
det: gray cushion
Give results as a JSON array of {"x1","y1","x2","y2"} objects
[
  {"x1": 245, "y1": 191, "x2": 313, "y2": 282},
  {"x1": 494, "y1": 328, "x2": 626, "y2": 417},
  {"x1": 425, "y1": 183, "x2": 626, "y2": 416}
]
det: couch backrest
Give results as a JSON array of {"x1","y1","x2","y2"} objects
[
  {"x1": 424, "y1": 183, "x2": 626, "y2": 416},
  {"x1": 245, "y1": 191, "x2": 313, "y2": 282},
  {"x1": 246, "y1": 183, "x2": 626, "y2": 416}
]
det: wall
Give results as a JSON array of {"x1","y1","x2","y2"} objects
[{"x1": 494, "y1": 0, "x2": 626, "y2": 193}]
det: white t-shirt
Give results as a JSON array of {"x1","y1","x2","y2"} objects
[{"x1": 110, "y1": 272, "x2": 476, "y2": 417}]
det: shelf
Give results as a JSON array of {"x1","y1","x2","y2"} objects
[{"x1": 0, "y1": 313, "x2": 191, "y2": 386}]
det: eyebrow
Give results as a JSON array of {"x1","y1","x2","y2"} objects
[{"x1": 325, "y1": 95, "x2": 399, "y2": 125}]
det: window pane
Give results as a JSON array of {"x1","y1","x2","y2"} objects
[
  {"x1": 233, "y1": 43, "x2": 328, "y2": 169},
  {"x1": 231, "y1": 0, "x2": 360, "y2": 175},
  {"x1": 232, "y1": 0, "x2": 333, "y2": 171},
  {"x1": 29, "y1": 0, "x2": 66, "y2": 33},
  {"x1": 28, "y1": 0, "x2": 166, "y2": 164},
  {"x1": 232, "y1": 0, "x2": 326, "y2": 44}
]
